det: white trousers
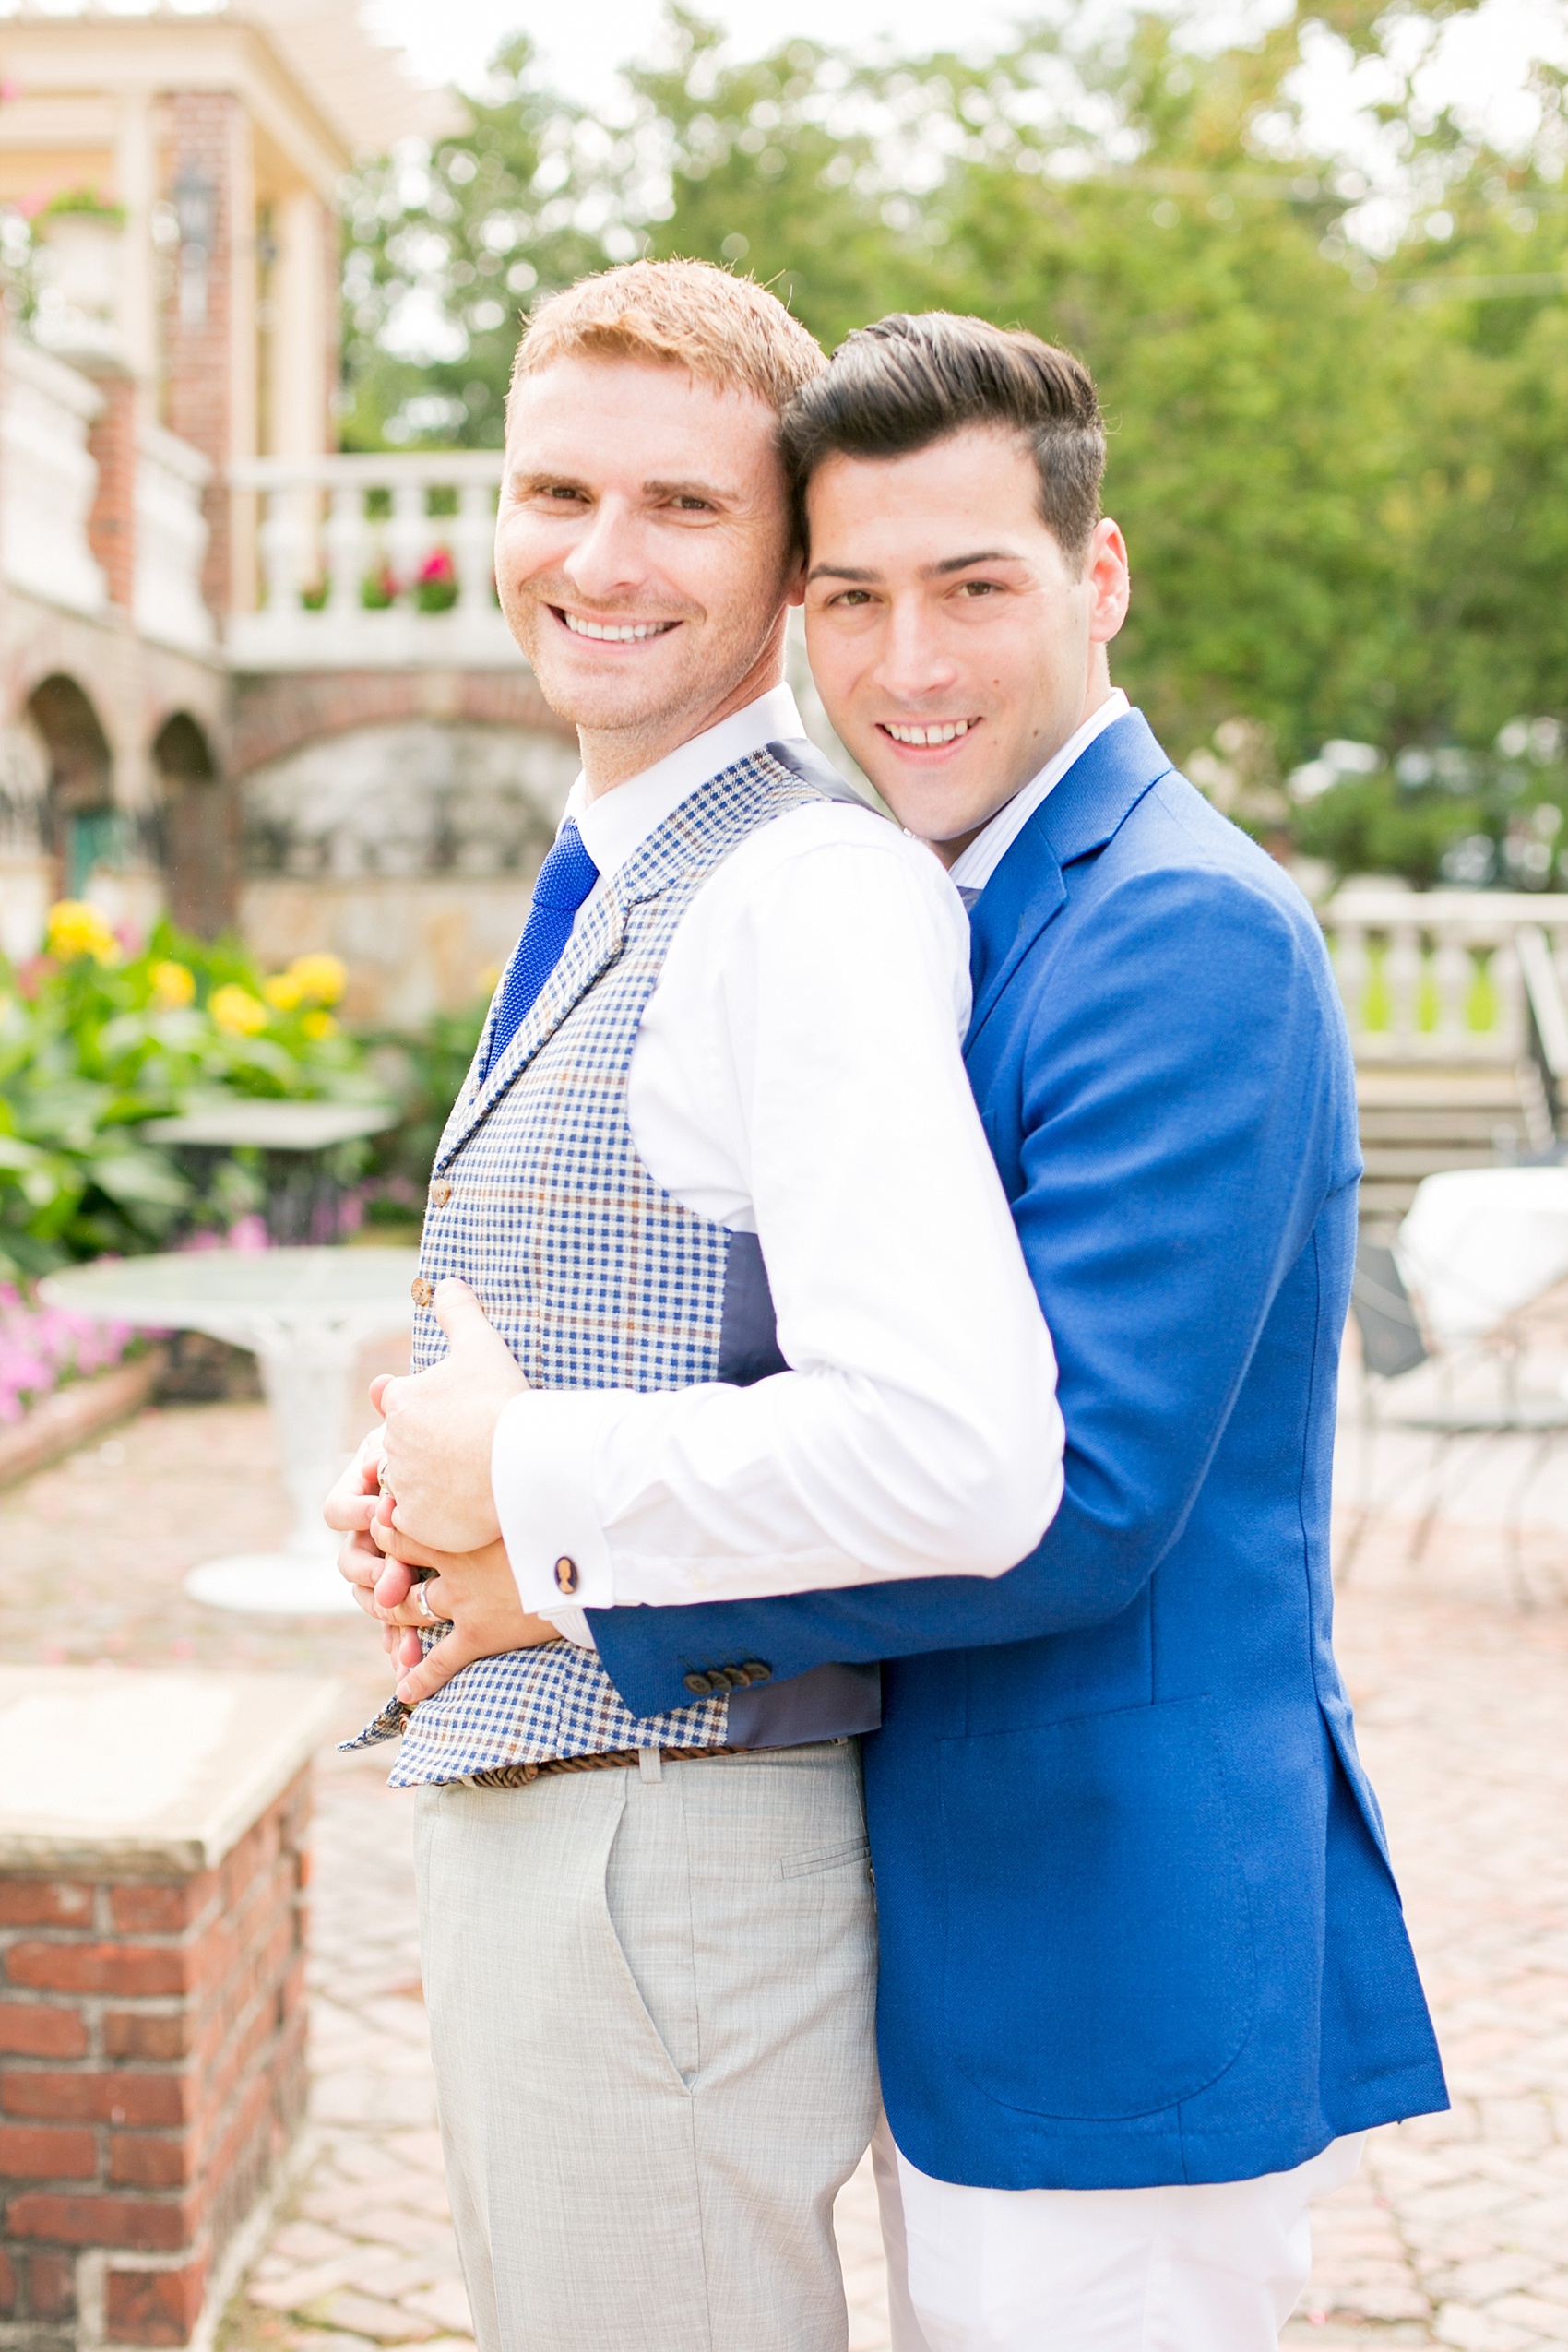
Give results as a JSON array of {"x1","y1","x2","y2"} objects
[{"x1": 873, "y1": 2114, "x2": 1365, "y2": 2352}]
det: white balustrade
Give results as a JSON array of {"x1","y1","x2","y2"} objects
[
  {"x1": 133, "y1": 422, "x2": 214, "y2": 657},
  {"x1": 226, "y1": 453, "x2": 515, "y2": 670},
  {"x1": 0, "y1": 333, "x2": 108, "y2": 619},
  {"x1": 1324, "y1": 886, "x2": 1568, "y2": 1062}
]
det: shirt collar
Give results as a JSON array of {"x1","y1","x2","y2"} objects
[
  {"x1": 947, "y1": 689, "x2": 1131, "y2": 897},
  {"x1": 564, "y1": 685, "x2": 806, "y2": 881}
]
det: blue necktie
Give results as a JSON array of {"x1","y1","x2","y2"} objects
[{"x1": 483, "y1": 819, "x2": 600, "y2": 1075}]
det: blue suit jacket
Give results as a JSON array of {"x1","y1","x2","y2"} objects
[{"x1": 591, "y1": 710, "x2": 1447, "y2": 2189}]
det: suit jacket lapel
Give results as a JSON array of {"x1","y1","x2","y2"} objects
[
  {"x1": 967, "y1": 709, "x2": 1175, "y2": 1051},
  {"x1": 436, "y1": 883, "x2": 629, "y2": 1166}
]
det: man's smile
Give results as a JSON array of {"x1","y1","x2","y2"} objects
[
  {"x1": 878, "y1": 718, "x2": 982, "y2": 749},
  {"x1": 553, "y1": 607, "x2": 682, "y2": 643}
]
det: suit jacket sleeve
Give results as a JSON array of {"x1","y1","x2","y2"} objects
[{"x1": 589, "y1": 852, "x2": 1353, "y2": 1719}]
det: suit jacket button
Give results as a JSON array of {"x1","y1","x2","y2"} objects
[
  {"x1": 410, "y1": 1276, "x2": 434, "y2": 1308},
  {"x1": 683, "y1": 1670, "x2": 715, "y2": 1695},
  {"x1": 742, "y1": 1660, "x2": 772, "y2": 1684},
  {"x1": 427, "y1": 1178, "x2": 453, "y2": 1207},
  {"x1": 720, "y1": 1666, "x2": 752, "y2": 1688},
  {"x1": 553, "y1": 1556, "x2": 580, "y2": 1594}
]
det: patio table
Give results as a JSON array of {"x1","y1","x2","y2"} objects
[
  {"x1": 1397, "y1": 1165, "x2": 1568, "y2": 1340},
  {"x1": 40, "y1": 1246, "x2": 418, "y2": 1616}
]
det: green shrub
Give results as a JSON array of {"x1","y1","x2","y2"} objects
[{"x1": 0, "y1": 909, "x2": 382, "y2": 1277}]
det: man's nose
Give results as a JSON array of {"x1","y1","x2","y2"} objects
[
  {"x1": 875, "y1": 601, "x2": 960, "y2": 703},
  {"x1": 561, "y1": 498, "x2": 647, "y2": 602}
]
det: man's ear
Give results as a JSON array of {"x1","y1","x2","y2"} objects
[{"x1": 1087, "y1": 518, "x2": 1130, "y2": 647}]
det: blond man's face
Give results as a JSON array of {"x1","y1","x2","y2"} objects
[{"x1": 495, "y1": 357, "x2": 799, "y2": 780}]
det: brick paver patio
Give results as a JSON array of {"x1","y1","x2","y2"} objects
[{"x1": 1, "y1": 1391, "x2": 1563, "y2": 2351}]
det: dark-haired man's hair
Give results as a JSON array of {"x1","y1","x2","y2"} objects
[{"x1": 780, "y1": 313, "x2": 1106, "y2": 566}]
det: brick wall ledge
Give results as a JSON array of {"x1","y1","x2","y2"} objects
[
  {"x1": 0, "y1": 1671, "x2": 341, "y2": 1880},
  {"x1": 0, "y1": 1665, "x2": 332, "y2": 2350},
  {"x1": 0, "y1": 1356, "x2": 167, "y2": 1496}
]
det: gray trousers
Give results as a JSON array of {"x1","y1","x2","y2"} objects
[{"x1": 414, "y1": 1741, "x2": 880, "y2": 2352}]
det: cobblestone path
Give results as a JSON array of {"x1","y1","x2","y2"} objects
[{"x1": 2, "y1": 1396, "x2": 1564, "y2": 2351}]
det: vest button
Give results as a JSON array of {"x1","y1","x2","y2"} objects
[
  {"x1": 410, "y1": 1277, "x2": 434, "y2": 1308},
  {"x1": 427, "y1": 1178, "x2": 453, "y2": 1207},
  {"x1": 683, "y1": 1671, "x2": 717, "y2": 1695},
  {"x1": 553, "y1": 1555, "x2": 580, "y2": 1594},
  {"x1": 742, "y1": 1660, "x2": 772, "y2": 1684}
]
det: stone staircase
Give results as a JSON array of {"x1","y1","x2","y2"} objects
[{"x1": 1356, "y1": 1061, "x2": 1555, "y2": 1229}]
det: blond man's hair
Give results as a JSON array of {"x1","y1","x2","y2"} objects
[{"x1": 508, "y1": 258, "x2": 826, "y2": 426}]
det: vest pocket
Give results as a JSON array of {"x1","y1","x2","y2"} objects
[{"x1": 937, "y1": 1694, "x2": 1255, "y2": 2120}]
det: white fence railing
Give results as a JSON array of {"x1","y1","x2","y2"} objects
[
  {"x1": 225, "y1": 454, "x2": 515, "y2": 670},
  {"x1": 134, "y1": 422, "x2": 213, "y2": 658},
  {"x1": 1324, "y1": 886, "x2": 1568, "y2": 1063},
  {"x1": 0, "y1": 335, "x2": 107, "y2": 620}
]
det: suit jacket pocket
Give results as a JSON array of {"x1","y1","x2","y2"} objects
[{"x1": 937, "y1": 1694, "x2": 1254, "y2": 2120}]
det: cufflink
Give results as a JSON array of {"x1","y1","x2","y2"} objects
[{"x1": 554, "y1": 1555, "x2": 580, "y2": 1594}]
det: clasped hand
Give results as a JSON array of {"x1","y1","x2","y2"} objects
[{"x1": 323, "y1": 1277, "x2": 562, "y2": 1705}]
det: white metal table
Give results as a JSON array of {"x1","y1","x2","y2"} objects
[
  {"x1": 41, "y1": 1247, "x2": 418, "y2": 1616},
  {"x1": 1398, "y1": 1166, "x2": 1568, "y2": 1339}
]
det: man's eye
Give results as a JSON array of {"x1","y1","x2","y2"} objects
[
  {"x1": 673, "y1": 496, "x2": 711, "y2": 512},
  {"x1": 958, "y1": 579, "x2": 1001, "y2": 596},
  {"x1": 831, "y1": 589, "x2": 873, "y2": 607}
]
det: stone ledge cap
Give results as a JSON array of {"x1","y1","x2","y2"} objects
[{"x1": 0, "y1": 1668, "x2": 342, "y2": 1876}]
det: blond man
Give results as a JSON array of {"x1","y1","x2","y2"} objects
[{"x1": 330, "y1": 264, "x2": 1061, "y2": 2348}]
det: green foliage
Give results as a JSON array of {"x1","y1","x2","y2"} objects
[
  {"x1": 365, "y1": 1001, "x2": 489, "y2": 1201},
  {"x1": 339, "y1": 35, "x2": 617, "y2": 450},
  {"x1": 336, "y1": 1, "x2": 1568, "y2": 877},
  {"x1": 0, "y1": 922, "x2": 378, "y2": 1278}
]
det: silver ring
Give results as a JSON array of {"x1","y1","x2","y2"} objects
[{"x1": 411, "y1": 1578, "x2": 437, "y2": 1622}]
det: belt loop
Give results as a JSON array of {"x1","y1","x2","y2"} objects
[{"x1": 637, "y1": 1746, "x2": 664, "y2": 1784}]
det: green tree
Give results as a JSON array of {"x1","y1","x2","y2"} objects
[{"x1": 339, "y1": 35, "x2": 619, "y2": 449}]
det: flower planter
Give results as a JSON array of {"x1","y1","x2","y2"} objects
[{"x1": 0, "y1": 1348, "x2": 165, "y2": 1490}]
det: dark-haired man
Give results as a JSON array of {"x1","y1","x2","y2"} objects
[{"x1": 588, "y1": 315, "x2": 1448, "y2": 2351}]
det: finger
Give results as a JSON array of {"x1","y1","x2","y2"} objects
[
  {"x1": 368, "y1": 1372, "x2": 397, "y2": 1417},
  {"x1": 326, "y1": 1487, "x2": 380, "y2": 1536},
  {"x1": 374, "y1": 1557, "x2": 415, "y2": 1612},
  {"x1": 338, "y1": 1529, "x2": 384, "y2": 1588},
  {"x1": 398, "y1": 1628, "x2": 423, "y2": 1669},
  {"x1": 396, "y1": 1631, "x2": 471, "y2": 1705},
  {"x1": 375, "y1": 1525, "x2": 446, "y2": 1573},
  {"x1": 432, "y1": 1278, "x2": 521, "y2": 1371},
  {"x1": 386, "y1": 1578, "x2": 452, "y2": 1629}
]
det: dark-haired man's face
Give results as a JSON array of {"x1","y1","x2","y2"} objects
[{"x1": 802, "y1": 427, "x2": 1129, "y2": 862}]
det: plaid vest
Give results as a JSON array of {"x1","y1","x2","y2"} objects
[{"x1": 347, "y1": 750, "x2": 831, "y2": 1786}]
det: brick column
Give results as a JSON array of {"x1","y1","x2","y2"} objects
[
  {"x1": 86, "y1": 375, "x2": 138, "y2": 612},
  {"x1": 161, "y1": 92, "x2": 254, "y2": 618},
  {"x1": 0, "y1": 1669, "x2": 339, "y2": 2352}
]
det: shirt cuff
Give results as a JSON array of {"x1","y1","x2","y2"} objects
[
  {"x1": 491, "y1": 1388, "x2": 620, "y2": 1615},
  {"x1": 540, "y1": 1603, "x2": 595, "y2": 1648}
]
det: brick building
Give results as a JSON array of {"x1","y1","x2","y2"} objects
[{"x1": 0, "y1": 1, "x2": 580, "y2": 1024}]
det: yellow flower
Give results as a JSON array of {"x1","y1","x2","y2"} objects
[
  {"x1": 209, "y1": 983, "x2": 269, "y2": 1036},
  {"x1": 46, "y1": 900, "x2": 119, "y2": 965},
  {"x1": 263, "y1": 972, "x2": 304, "y2": 1011},
  {"x1": 301, "y1": 1010, "x2": 338, "y2": 1040},
  {"x1": 287, "y1": 952, "x2": 346, "y2": 1007},
  {"x1": 148, "y1": 959, "x2": 196, "y2": 1009}
]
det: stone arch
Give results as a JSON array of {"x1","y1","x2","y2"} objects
[
  {"x1": 27, "y1": 673, "x2": 114, "y2": 898},
  {"x1": 153, "y1": 709, "x2": 230, "y2": 938}
]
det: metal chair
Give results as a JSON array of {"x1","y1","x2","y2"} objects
[{"x1": 1341, "y1": 1237, "x2": 1568, "y2": 1601}]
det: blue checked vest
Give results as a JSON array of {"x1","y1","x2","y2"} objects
[{"x1": 346, "y1": 749, "x2": 873, "y2": 1787}]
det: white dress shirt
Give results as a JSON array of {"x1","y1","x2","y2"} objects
[
  {"x1": 491, "y1": 685, "x2": 1063, "y2": 1633},
  {"x1": 947, "y1": 689, "x2": 1129, "y2": 897}
]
